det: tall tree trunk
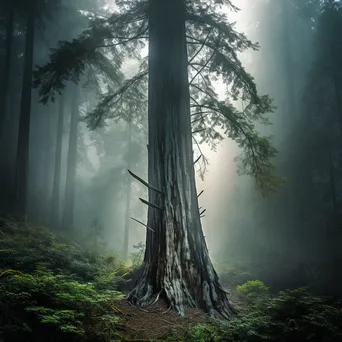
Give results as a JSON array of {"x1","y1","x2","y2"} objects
[
  {"x1": 14, "y1": 0, "x2": 36, "y2": 220},
  {"x1": 0, "y1": 3, "x2": 14, "y2": 139},
  {"x1": 127, "y1": 0, "x2": 234, "y2": 318},
  {"x1": 51, "y1": 95, "x2": 65, "y2": 229},
  {"x1": 61, "y1": 85, "x2": 79, "y2": 232},
  {"x1": 123, "y1": 122, "x2": 132, "y2": 259}
]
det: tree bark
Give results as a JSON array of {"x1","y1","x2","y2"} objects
[
  {"x1": 51, "y1": 94, "x2": 65, "y2": 229},
  {"x1": 127, "y1": 0, "x2": 234, "y2": 318},
  {"x1": 123, "y1": 121, "x2": 132, "y2": 259},
  {"x1": 61, "y1": 85, "x2": 79, "y2": 232},
  {"x1": 14, "y1": 0, "x2": 36, "y2": 220}
]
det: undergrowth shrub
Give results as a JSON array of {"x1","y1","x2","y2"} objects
[
  {"x1": 0, "y1": 219, "x2": 127, "y2": 342},
  {"x1": 236, "y1": 280, "x2": 269, "y2": 304},
  {"x1": 186, "y1": 282, "x2": 342, "y2": 342}
]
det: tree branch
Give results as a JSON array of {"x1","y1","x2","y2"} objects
[
  {"x1": 131, "y1": 217, "x2": 155, "y2": 232},
  {"x1": 128, "y1": 169, "x2": 164, "y2": 195},
  {"x1": 139, "y1": 198, "x2": 164, "y2": 211}
]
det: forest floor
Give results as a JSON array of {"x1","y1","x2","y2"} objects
[
  {"x1": 115, "y1": 299, "x2": 208, "y2": 340},
  {"x1": 1, "y1": 219, "x2": 342, "y2": 342}
]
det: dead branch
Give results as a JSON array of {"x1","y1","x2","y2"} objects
[
  {"x1": 131, "y1": 217, "x2": 155, "y2": 232},
  {"x1": 139, "y1": 198, "x2": 164, "y2": 210},
  {"x1": 197, "y1": 190, "x2": 204, "y2": 198},
  {"x1": 128, "y1": 169, "x2": 164, "y2": 195},
  {"x1": 199, "y1": 209, "x2": 206, "y2": 216},
  {"x1": 192, "y1": 128, "x2": 206, "y2": 134},
  {"x1": 193, "y1": 155, "x2": 202, "y2": 165}
]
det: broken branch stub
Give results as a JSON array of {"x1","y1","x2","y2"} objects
[
  {"x1": 127, "y1": 169, "x2": 164, "y2": 195},
  {"x1": 139, "y1": 198, "x2": 164, "y2": 211},
  {"x1": 193, "y1": 155, "x2": 202, "y2": 165},
  {"x1": 131, "y1": 217, "x2": 155, "y2": 232},
  {"x1": 199, "y1": 208, "x2": 206, "y2": 216}
]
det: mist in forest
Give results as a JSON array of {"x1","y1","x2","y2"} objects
[
  {"x1": 1, "y1": 0, "x2": 342, "y2": 297},
  {"x1": 199, "y1": 0, "x2": 342, "y2": 296}
]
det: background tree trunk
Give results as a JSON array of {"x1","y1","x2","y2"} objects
[
  {"x1": 51, "y1": 94, "x2": 65, "y2": 229},
  {"x1": 61, "y1": 85, "x2": 79, "y2": 231},
  {"x1": 14, "y1": 0, "x2": 36, "y2": 220},
  {"x1": 128, "y1": 0, "x2": 234, "y2": 318},
  {"x1": 0, "y1": 3, "x2": 14, "y2": 140},
  {"x1": 123, "y1": 121, "x2": 132, "y2": 259}
]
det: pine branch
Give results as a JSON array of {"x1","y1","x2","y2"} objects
[
  {"x1": 34, "y1": 2, "x2": 148, "y2": 104},
  {"x1": 85, "y1": 70, "x2": 148, "y2": 129},
  {"x1": 189, "y1": 49, "x2": 215, "y2": 85},
  {"x1": 191, "y1": 100, "x2": 284, "y2": 194},
  {"x1": 186, "y1": 11, "x2": 257, "y2": 52}
]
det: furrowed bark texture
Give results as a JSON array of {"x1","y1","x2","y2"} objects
[{"x1": 127, "y1": 0, "x2": 234, "y2": 318}]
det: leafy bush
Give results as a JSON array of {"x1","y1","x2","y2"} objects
[
  {"x1": 186, "y1": 323, "x2": 219, "y2": 342},
  {"x1": 186, "y1": 284, "x2": 342, "y2": 342},
  {"x1": 236, "y1": 280, "x2": 269, "y2": 303},
  {"x1": 0, "y1": 219, "x2": 126, "y2": 342}
]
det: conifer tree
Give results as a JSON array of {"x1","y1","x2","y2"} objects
[{"x1": 34, "y1": 0, "x2": 282, "y2": 318}]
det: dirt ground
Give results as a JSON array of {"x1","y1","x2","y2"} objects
[{"x1": 115, "y1": 298, "x2": 209, "y2": 341}]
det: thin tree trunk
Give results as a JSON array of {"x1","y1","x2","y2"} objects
[
  {"x1": 14, "y1": 0, "x2": 36, "y2": 220},
  {"x1": 41, "y1": 106, "x2": 57, "y2": 222},
  {"x1": 61, "y1": 85, "x2": 79, "y2": 232},
  {"x1": 327, "y1": 148, "x2": 338, "y2": 215},
  {"x1": 0, "y1": 4, "x2": 14, "y2": 139},
  {"x1": 123, "y1": 122, "x2": 132, "y2": 259},
  {"x1": 128, "y1": 0, "x2": 234, "y2": 318},
  {"x1": 281, "y1": 0, "x2": 296, "y2": 121},
  {"x1": 51, "y1": 94, "x2": 65, "y2": 229}
]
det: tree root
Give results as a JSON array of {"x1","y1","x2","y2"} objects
[
  {"x1": 126, "y1": 262, "x2": 235, "y2": 320},
  {"x1": 146, "y1": 289, "x2": 163, "y2": 308},
  {"x1": 162, "y1": 306, "x2": 171, "y2": 314}
]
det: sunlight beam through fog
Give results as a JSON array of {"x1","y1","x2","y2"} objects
[{"x1": 197, "y1": 1, "x2": 253, "y2": 255}]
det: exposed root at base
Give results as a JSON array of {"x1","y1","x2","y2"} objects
[
  {"x1": 146, "y1": 289, "x2": 163, "y2": 308},
  {"x1": 126, "y1": 280, "x2": 235, "y2": 320},
  {"x1": 162, "y1": 306, "x2": 171, "y2": 314}
]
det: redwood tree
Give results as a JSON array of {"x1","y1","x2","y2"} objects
[{"x1": 34, "y1": 0, "x2": 282, "y2": 317}]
